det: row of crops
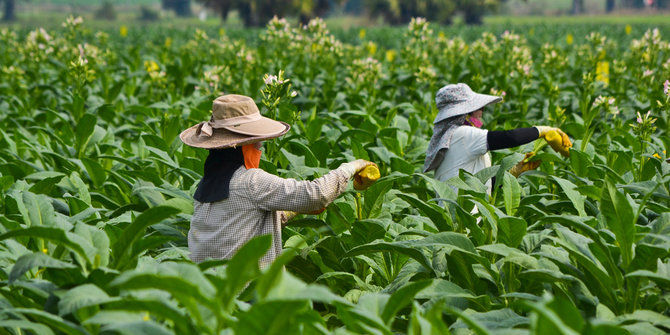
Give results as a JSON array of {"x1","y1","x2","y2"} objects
[{"x1": 0, "y1": 16, "x2": 669, "y2": 334}]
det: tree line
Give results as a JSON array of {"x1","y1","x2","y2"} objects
[{"x1": 1, "y1": 0, "x2": 669, "y2": 24}]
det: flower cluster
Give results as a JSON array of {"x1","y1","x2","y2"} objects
[
  {"x1": 490, "y1": 88, "x2": 507, "y2": 101},
  {"x1": 62, "y1": 16, "x2": 83, "y2": 31},
  {"x1": 143, "y1": 60, "x2": 165, "y2": 84},
  {"x1": 629, "y1": 29, "x2": 669, "y2": 80},
  {"x1": 631, "y1": 111, "x2": 657, "y2": 143},
  {"x1": 541, "y1": 43, "x2": 567, "y2": 73},
  {"x1": 69, "y1": 54, "x2": 95, "y2": 86},
  {"x1": 261, "y1": 70, "x2": 298, "y2": 121},
  {"x1": 201, "y1": 65, "x2": 230, "y2": 95},
  {"x1": 76, "y1": 43, "x2": 103, "y2": 66},
  {"x1": 262, "y1": 17, "x2": 342, "y2": 60},
  {"x1": 261, "y1": 16, "x2": 296, "y2": 43},
  {"x1": 347, "y1": 57, "x2": 383, "y2": 90},
  {"x1": 416, "y1": 65, "x2": 437, "y2": 84},
  {"x1": 260, "y1": 70, "x2": 299, "y2": 163},
  {"x1": 592, "y1": 95, "x2": 620, "y2": 117},
  {"x1": 25, "y1": 28, "x2": 55, "y2": 58},
  {"x1": 402, "y1": 17, "x2": 435, "y2": 73}
]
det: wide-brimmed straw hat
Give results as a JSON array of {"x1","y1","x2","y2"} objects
[
  {"x1": 433, "y1": 83, "x2": 502, "y2": 124},
  {"x1": 180, "y1": 94, "x2": 290, "y2": 149}
]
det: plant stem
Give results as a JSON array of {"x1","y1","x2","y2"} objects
[{"x1": 355, "y1": 192, "x2": 363, "y2": 220}]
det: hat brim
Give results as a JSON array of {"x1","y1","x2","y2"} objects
[
  {"x1": 433, "y1": 93, "x2": 502, "y2": 124},
  {"x1": 179, "y1": 121, "x2": 290, "y2": 149},
  {"x1": 222, "y1": 116, "x2": 288, "y2": 137}
]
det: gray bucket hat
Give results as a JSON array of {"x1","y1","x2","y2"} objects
[{"x1": 433, "y1": 83, "x2": 502, "y2": 124}]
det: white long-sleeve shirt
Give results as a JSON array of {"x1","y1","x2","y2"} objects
[{"x1": 434, "y1": 125, "x2": 492, "y2": 192}]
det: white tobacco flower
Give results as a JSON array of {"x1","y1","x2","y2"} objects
[{"x1": 264, "y1": 75, "x2": 277, "y2": 85}]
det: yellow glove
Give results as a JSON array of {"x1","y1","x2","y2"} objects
[
  {"x1": 510, "y1": 152, "x2": 542, "y2": 177},
  {"x1": 536, "y1": 126, "x2": 572, "y2": 157},
  {"x1": 353, "y1": 163, "x2": 380, "y2": 190}
]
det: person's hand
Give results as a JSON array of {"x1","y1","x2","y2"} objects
[
  {"x1": 341, "y1": 159, "x2": 374, "y2": 175},
  {"x1": 353, "y1": 162, "x2": 380, "y2": 190},
  {"x1": 339, "y1": 160, "x2": 379, "y2": 190},
  {"x1": 307, "y1": 208, "x2": 325, "y2": 215},
  {"x1": 535, "y1": 126, "x2": 572, "y2": 157},
  {"x1": 280, "y1": 208, "x2": 325, "y2": 226},
  {"x1": 510, "y1": 152, "x2": 542, "y2": 177}
]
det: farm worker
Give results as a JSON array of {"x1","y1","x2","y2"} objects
[
  {"x1": 423, "y1": 83, "x2": 571, "y2": 192},
  {"x1": 180, "y1": 94, "x2": 376, "y2": 266}
]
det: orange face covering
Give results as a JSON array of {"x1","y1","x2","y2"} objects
[{"x1": 242, "y1": 144, "x2": 262, "y2": 169}]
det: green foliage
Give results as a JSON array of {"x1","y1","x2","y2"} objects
[{"x1": 0, "y1": 16, "x2": 668, "y2": 334}]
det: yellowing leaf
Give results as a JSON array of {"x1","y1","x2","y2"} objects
[
  {"x1": 385, "y1": 50, "x2": 396, "y2": 62},
  {"x1": 596, "y1": 61, "x2": 610, "y2": 86}
]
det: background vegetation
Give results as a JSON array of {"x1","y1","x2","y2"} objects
[{"x1": 0, "y1": 12, "x2": 668, "y2": 334}]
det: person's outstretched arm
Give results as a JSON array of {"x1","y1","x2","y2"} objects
[
  {"x1": 245, "y1": 159, "x2": 373, "y2": 213},
  {"x1": 487, "y1": 126, "x2": 570, "y2": 152},
  {"x1": 487, "y1": 127, "x2": 539, "y2": 151}
]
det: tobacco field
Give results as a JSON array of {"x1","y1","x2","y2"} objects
[{"x1": 0, "y1": 16, "x2": 669, "y2": 334}]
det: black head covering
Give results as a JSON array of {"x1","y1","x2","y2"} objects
[{"x1": 193, "y1": 147, "x2": 244, "y2": 203}]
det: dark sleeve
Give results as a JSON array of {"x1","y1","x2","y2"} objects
[{"x1": 487, "y1": 127, "x2": 539, "y2": 151}]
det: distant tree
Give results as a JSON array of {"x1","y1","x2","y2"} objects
[
  {"x1": 571, "y1": 0, "x2": 584, "y2": 14},
  {"x1": 460, "y1": 0, "x2": 496, "y2": 25},
  {"x1": 198, "y1": 0, "x2": 281, "y2": 26},
  {"x1": 197, "y1": 0, "x2": 335, "y2": 26},
  {"x1": 621, "y1": 0, "x2": 644, "y2": 8},
  {"x1": 1, "y1": 0, "x2": 15, "y2": 21},
  {"x1": 296, "y1": 0, "x2": 333, "y2": 25},
  {"x1": 653, "y1": 0, "x2": 669, "y2": 8},
  {"x1": 140, "y1": 5, "x2": 160, "y2": 20},
  {"x1": 95, "y1": 1, "x2": 117, "y2": 20},
  {"x1": 364, "y1": 0, "x2": 456, "y2": 25},
  {"x1": 162, "y1": 0, "x2": 192, "y2": 17},
  {"x1": 605, "y1": 0, "x2": 615, "y2": 12}
]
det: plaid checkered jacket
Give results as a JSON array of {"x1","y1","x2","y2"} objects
[{"x1": 188, "y1": 165, "x2": 351, "y2": 265}]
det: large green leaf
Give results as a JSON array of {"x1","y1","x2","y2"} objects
[
  {"x1": 380, "y1": 279, "x2": 432, "y2": 324},
  {"x1": 75, "y1": 113, "x2": 97, "y2": 158},
  {"x1": 110, "y1": 205, "x2": 180, "y2": 270},
  {"x1": 407, "y1": 301, "x2": 451, "y2": 335},
  {"x1": 0, "y1": 320, "x2": 55, "y2": 335},
  {"x1": 600, "y1": 179, "x2": 636, "y2": 269},
  {"x1": 449, "y1": 308, "x2": 528, "y2": 332},
  {"x1": 100, "y1": 321, "x2": 173, "y2": 335},
  {"x1": 502, "y1": 172, "x2": 522, "y2": 216},
  {"x1": 8, "y1": 252, "x2": 77, "y2": 282},
  {"x1": 1, "y1": 308, "x2": 89, "y2": 335},
  {"x1": 396, "y1": 193, "x2": 452, "y2": 231},
  {"x1": 233, "y1": 300, "x2": 317, "y2": 335},
  {"x1": 57, "y1": 284, "x2": 112, "y2": 316},
  {"x1": 221, "y1": 234, "x2": 273, "y2": 306},
  {"x1": 627, "y1": 259, "x2": 670, "y2": 289},
  {"x1": 552, "y1": 176, "x2": 587, "y2": 217},
  {"x1": 497, "y1": 216, "x2": 527, "y2": 248}
]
